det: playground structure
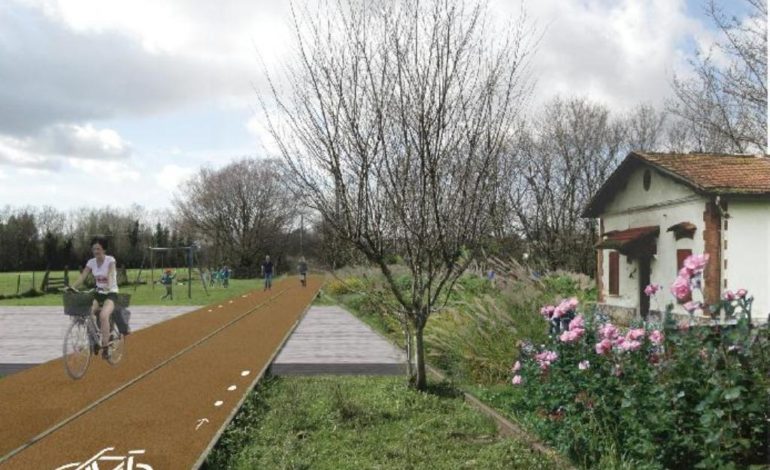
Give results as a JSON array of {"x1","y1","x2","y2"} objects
[
  {"x1": 133, "y1": 246, "x2": 208, "y2": 300},
  {"x1": 41, "y1": 268, "x2": 69, "y2": 294}
]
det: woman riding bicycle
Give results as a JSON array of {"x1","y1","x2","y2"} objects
[{"x1": 70, "y1": 236, "x2": 119, "y2": 359}]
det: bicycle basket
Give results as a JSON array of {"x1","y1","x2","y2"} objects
[
  {"x1": 62, "y1": 293, "x2": 131, "y2": 316},
  {"x1": 63, "y1": 292, "x2": 94, "y2": 316}
]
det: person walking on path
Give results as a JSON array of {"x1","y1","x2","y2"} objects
[
  {"x1": 298, "y1": 257, "x2": 308, "y2": 287},
  {"x1": 261, "y1": 255, "x2": 274, "y2": 291},
  {"x1": 160, "y1": 268, "x2": 176, "y2": 300}
]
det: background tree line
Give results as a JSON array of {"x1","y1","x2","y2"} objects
[{"x1": 0, "y1": 205, "x2": 184, "y2": 271}]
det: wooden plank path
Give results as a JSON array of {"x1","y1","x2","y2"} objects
[
  {"x1": 271, "y1": 305, "x2": 406, "y2": 375},
  {"x1": 0, "y1": 305, "x2": 200, "y2": 375}
]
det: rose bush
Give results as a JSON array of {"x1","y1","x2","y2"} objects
[{"x1": 508, "y1": 254, "x2": 770, "y2": 468}]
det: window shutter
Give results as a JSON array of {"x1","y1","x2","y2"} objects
[
  {"x1": 676, "y1": 249, "x2": 692, "y2": 303},
  {"x1": 609, "y1": 251, "x2": 619, "y2": 296}
]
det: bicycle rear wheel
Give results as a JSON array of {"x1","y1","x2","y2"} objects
[
  {"x1": 63, "y1": 318, "x2": 91, "y2": 380},
  {"x1": 106, "y1": 322, "x2": 125, "y2": 365}
]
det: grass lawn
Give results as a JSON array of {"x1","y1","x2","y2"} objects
[
  {"x1": 0, "y1": 270, "x2": 285, "y2": 306},
  {"x1": 205, "y1": 376, "x2": 557, "y2": 470}
]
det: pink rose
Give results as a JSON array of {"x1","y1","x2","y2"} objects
[
  {"x1": 684, "y1": 253, "x2": 709, "y2": 273},
  {"x1": 678, "y1": 321, "x2": 690, "y2": 332},
  {"x1": 540, "y1": 305, "x2": 555, "y2": 319},
  {"x1": 736, "y1": 289, "x2": 748, "y2": 298},
  {"x1": 511, "y1": 361, "x2": 521, "y2": 373},
  {"x1": 552, "y1": 306, "x2": 564, "y2": 319},
  {"x1": 512, "y1": 375, "x2": 522, "y2": 385},
  {"x1": 569, "y1": 315, "x2": 585, "y2": 331},
  {"x1": 620, "y1": 339, "x2": 642, "y2": 352},
  {"x1": 560, "y1": 328, "x2": 585, "y2": 343},
  {"x1": 723, "y1": 290, "x2": 736, "y2": 301},
  {"x1": 683, "y1": 300, "x2": 702, "y2": 313},
  {"x1": 566, "y1": 297, "x2": 579, "y2": 310},
  {"x1": 649, "y1": 330, "x2": 664, "y2": 345},
  {"x1": 644, "y1": 283, "x2": 662, "y2": 296},
  {"x1": 679, "y1": 267, "x2": 692, "y2": 278},
  {"x1": 671, "y1": 276, "x2": 691, "y2": 300},
  {"x1": 598, "y1": 323, "x2": 619, "y2": 341},
  {"x1": 534, "y1": 351, "x2": 558, "y2": 370},
  {"x1": 578, "y1": 360, "x2": 590, "y2": 370},
  {"x1": 595, "y1": 339, "x2": 613, "y2": 355},
  {"x1": 627, "y1": 328, "x2": 645, "y2": 341}
]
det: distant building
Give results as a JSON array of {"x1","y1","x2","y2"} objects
[{"x1": 583, "y1": 152, "x2": 770, "y2": 323}]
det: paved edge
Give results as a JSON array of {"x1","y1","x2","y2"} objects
[
  {"x1": 271, "y1": 363, "x2": 406, "y2": 375},
  {"x1": 0, "y1": 364, "x2": 35, "y2": 375},
  {"x1": 331, "y1": 303, "x2": 575, "y2": 470},
  {"x1": 191, "y1": 289, "x2": 320, "y2": 470},
  {"x1": 0, "y1": 289, "x2": 290, "y2": 466}
]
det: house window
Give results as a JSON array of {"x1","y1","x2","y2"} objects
[
  {"x1": 609, "y1": 251, "x2": 620, "y2": 296},
  {"x1": 643, "y1": 169, "x2": 652, "y2": 191},
  {"x1": 676, "y1": 249, "x2": 692, "y2": 303}
]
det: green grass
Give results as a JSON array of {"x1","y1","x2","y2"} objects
[
  {"x1": 0, "y1": 270, "x2": 283, "y2": 306},
  {"x1": 205, "y1": 376, "x2": 557, "y2": 470}
]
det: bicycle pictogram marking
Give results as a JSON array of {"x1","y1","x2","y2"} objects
[{"x1": 54, "y1": 447, "x2": 153, "y2": 470}]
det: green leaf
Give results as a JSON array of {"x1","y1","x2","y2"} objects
[{"x1": 723, "y1": 387, "x2": 742, "y2": 400}]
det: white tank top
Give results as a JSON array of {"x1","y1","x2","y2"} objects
[{"x1": 86, "y1": 256, "x2": 118, "y2": 293}]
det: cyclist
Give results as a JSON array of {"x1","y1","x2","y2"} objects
[{"x1": 70, "y1": 236, "x2": 119, "y2": 359}]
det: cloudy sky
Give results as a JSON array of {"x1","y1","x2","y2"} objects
[{"x1": 0, "y1": 0, "x2": 742, "y2": 210}]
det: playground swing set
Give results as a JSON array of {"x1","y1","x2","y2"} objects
[{"x1": 133, "y1": 246, "x2": 209, "y2": 299}]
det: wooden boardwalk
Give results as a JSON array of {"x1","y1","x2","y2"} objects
[
  {"x1": 271, "y1": 305, "x2": 406, "y2": 375},
  {"x1": 0, "y1": 305, "x2": 200, "y2": 375}
]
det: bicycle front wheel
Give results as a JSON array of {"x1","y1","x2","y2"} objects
[
  {"x1": 106, "y1": 322, "x2": 125, "y2": 366},
  {"x1": 63, "y1": 319, "x2": 91, "y2": 380}
]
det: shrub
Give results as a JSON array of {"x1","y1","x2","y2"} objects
[
  {"x1": 508, "y1": 254, "x2": 770, "y2": 468},
  {"x1": 325, "y1": 277, "x2": 366, "y2": 296}
]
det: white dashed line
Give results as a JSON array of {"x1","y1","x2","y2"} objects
[
  {"x1": 227, "y1": 385, "x2": 237, "y2": 391},
  {"x1": 214, "y1": 400, "x2": 223, "y2": 407},
  {"x1": 240, "y1": 370, "x2": 250, "y2": 377}
]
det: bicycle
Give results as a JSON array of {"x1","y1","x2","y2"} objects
[{"x1": 62, "y1": 289, "x2": 130, "y2": 380}]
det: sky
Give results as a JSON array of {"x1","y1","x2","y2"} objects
[{"x1": 0, "y1": 0, "x2": 744, "y2": 210}]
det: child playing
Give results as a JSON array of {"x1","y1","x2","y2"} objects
[{"x1": 160, "y1": 268, "x2": 176, "y2": 300}]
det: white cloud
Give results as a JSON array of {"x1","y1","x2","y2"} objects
[
  {"x1": 0, "y1": 134, "x2": 60, "y2": 169},
  {"x1": 67, "y1": 158, "x2": 141, "y2": 183},
  {"x1": 38, "y1": 124, "x2": 131, "y2": 159},
  {"x1": 155, "y1": 164, "x2": 195, "y2": 192},
  {"x1": 0, "y1": 123, "x2": 131, "y2": 169},
  {"x1": 494, "y1": 0, "x2": 708, "y2": 111}
]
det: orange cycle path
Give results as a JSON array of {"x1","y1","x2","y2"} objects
[{"x1": 0, "y1": 276, "x2": 322, "y2": 469}]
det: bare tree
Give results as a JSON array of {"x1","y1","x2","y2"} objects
[
  {"x1": 668, "y1": 0, "x2": 767, "y2": 153},
  {"x1": 263, "y1": 0, "x2": 533, "y2": 389},
  {"x1": 174, "y1": 159, "x2": 297, "y2": 272},
  {"x1": 500, "y1": 96, "x2": 629, "y2": 274}
]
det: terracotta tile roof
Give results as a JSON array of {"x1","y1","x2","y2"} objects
[
  {"x1": 634, "y1": 152, "x2": 770, "y2": 194},
  {"x1": 583, "y1": 152, "x2": 770, "y2": 217}
]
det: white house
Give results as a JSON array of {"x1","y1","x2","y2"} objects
[{"x1": 583, "y1": 152, "x2": 770, "y2": 323}]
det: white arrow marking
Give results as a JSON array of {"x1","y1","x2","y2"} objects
[{"x1": 195, "y1": 418, "x2": 209, "y2": 430}]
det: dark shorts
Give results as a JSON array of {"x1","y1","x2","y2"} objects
[{"x1": 95, "y1": 292, "x2": 118, "y2": 306}]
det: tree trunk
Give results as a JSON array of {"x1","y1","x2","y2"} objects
[{"x1": 414, "y1": 325, "x2": 427, "y2": 391}]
